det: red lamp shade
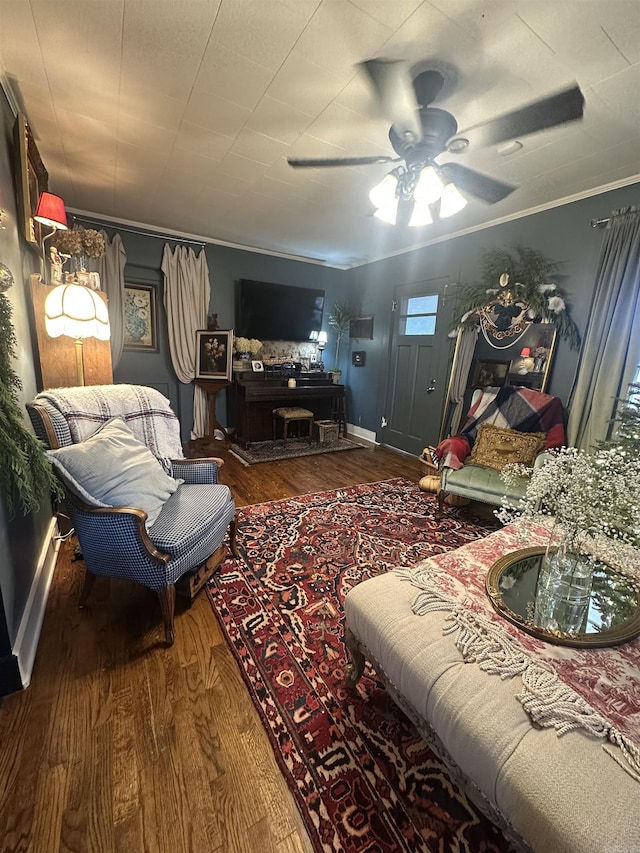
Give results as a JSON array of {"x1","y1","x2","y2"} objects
[
  {"x1": 34, "y1": 192, "x2": 68, "y2": 230},
  {"x1": 520, "y1": 347, "x2": 531, "y2": 357}
]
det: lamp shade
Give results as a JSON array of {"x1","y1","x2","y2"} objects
[
  {"x1": 318, "y1": 331, "x2": 328, "y2": 345},
  {"x1": 44, "y1": 284, "x2": 110, "y2": 341},
  {"x1": 520, "y1": 347, "x2": 531, "y2": 357},
  {"x1": 34, "y1": 192, "x2": 68, "y2": 230}
]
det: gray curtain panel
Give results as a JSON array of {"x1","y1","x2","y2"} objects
[
  {"x1": 447, "y1": 327, "x2": 479, "y2": 436},
  {"x1": 99, "y1": 232, "x2": 126, "y2": 369},
  {"x1": 568, "y1": 205, "x2": 640, "y2": 450}
]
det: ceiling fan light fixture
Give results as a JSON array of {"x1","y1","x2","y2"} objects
[
  {"x1": 369, "y1": 172, "x2": 398, "y2": 209},
  {"x1": 373, "y1": 197, "x2": 399, "y2": 225},
  {"x1": 439, "y1": 182, "x2": 467, "y2": 218},
  {"x1": 413, "y1": 166, "x2": 444, "y2": 205},
  {"x1": 408, "y1": 201, "x2": 433, "y2": 227}
]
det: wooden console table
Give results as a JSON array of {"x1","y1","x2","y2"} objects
[
  {"x1": 232, "y1": 372, "x2": 346, "y2": 446},
  {"x1": 194, "y1": 379, "x2": 232, "y2": 440}
]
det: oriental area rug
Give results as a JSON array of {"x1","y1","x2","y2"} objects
[
  {"x1": 207, "y1": 478, "x2": 505, "y2": 853},
  {"x1": 230, "y1": 436, "x2": 363, "y2": 465}
]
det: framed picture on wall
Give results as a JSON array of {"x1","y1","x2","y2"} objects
[
  {"x1": 195, "y1": 329, "x2": 234, "y2": 380},
  {"x1": 470, "y1": 359, "x2": 510, "y2": 389},
  {"x1": 123, "y1": 283, "x2": 159, "y2": 351},
  {"x1": 13, "y1": 113, "x2": 49, "y2": 250}
]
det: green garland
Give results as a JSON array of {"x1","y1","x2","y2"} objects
[
  {"x1": 451, "y1": 247, "x2": 581, "y2": 350},
  {"x1": 0, "y1": 293, "x2": 62, "y2": 518}
]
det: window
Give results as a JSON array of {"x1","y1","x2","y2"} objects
[{"x1": 399, "y1": 294, "x2": 438, "y2": 336}]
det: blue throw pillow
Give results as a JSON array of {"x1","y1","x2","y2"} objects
[{"x1": 47, "y1": 417, "x2": 182, "y2": 527}]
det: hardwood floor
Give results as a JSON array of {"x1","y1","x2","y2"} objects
[{"x1": 0, "y1": 439, "x2": 422, "y2": 853}]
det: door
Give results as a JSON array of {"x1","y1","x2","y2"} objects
[{"x1": 382, "y1": 278, "x2": 452, "y2": 455}]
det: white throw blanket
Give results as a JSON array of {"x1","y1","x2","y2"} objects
[{"x1": 38, "y1": 384, "x2": 184, "y2": 461}]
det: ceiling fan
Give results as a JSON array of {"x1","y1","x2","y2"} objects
[{"x1": 288, "y1": 59, "x2": 585, "y2": 226}]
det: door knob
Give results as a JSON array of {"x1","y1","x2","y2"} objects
[{"x1": 426, "y1": 379, "x2": 436, "y2": 394}]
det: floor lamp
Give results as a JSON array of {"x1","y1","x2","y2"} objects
[{"x1": 44, "y1": 283, "x2": 111, "y2": 385}]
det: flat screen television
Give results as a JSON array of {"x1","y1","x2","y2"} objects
[{"x1": 235, "y1": 279, "x2": 325, "y2": 342}]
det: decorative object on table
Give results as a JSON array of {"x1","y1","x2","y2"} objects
[
  {"x1": 232, "y1": 335, "x2": 262, "y2": 370},
  {"x1": 13, "y1": 112, "x2": 49, "y2": 249},
  {"x1": 498, "y1": 445, "x2": 640, "y2": 637},
  {"x1": 250, "y1": 359, "x2": 263, "y2": 372},
  {"x1": 450, "y1": 247, "x2": 580, "y2": 350},
  {"x1": 123, "y1": 282, "x2": 158, "y2": 351},
  {"x1": 328, "y1": 299, "x2": 357, "y2": 373},
  {"x1": 52, "y1": 226, "x2": 105, "y2": 288},
  {"x1": 33, "y1": 191, "x2": 68, "y2": 281},
  {"x1": 0, "y1": 288, "x2": 62, "y2": 517},
  {"x1": 229, "y1": 435, "x2": 362, "y2": 465},
  {"x1": 44, "y1": 283, "x2": 111, "y2": 385},
  {"x1": 208, "y1": 479, "x2": 501, "y2": 853},
  {"x1": 195, "y1": 328, "x2": 233, "y2": 380}
]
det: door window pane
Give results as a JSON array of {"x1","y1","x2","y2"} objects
[{"x1": 400, "y1": 293, "x2": 438, "y2": 336}]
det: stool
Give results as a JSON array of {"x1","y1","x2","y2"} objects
[
  {"x1": 272, "y1": 407, "x2": 314, "y2": 447},
  {"x1": 331, "y1": 395, "x2": 347, "y2": 436}
]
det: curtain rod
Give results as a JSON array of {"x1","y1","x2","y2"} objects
[
  {"x1": 590, "y1": 217, "x2": 610, "y2": 228},
  {"x1": 70, "y1": 214, "x2": 206, "y2": 247}
]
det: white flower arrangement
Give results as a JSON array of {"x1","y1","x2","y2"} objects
[
  {"x1": 497, "y1": 446, "x2": 640, "y2": 576},
  {"x1": 233, "y1": 337, "x2": 262, "y2": 355}
]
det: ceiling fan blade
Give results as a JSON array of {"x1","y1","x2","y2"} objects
[
  {"x1": 461, "y1": 85, "x2": 585, "y2": 147},
  {"x1": 439, "y1": 162, "x2": 515, "y2": 204},
  {"x1": 288, "y1": 155, "x2": 396, "y2": 168},
  {"x1": 360, "y1": 58, "x2": 423, "y2": 143}
]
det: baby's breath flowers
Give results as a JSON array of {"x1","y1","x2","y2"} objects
[{"x1": 498, "y1": 446, "x2": 640, "y2": 576}]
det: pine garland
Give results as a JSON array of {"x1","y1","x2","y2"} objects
[
  {"x1": 451, "y1": 246, "x2": 581, "y2": 350},
  {"x1": 0, "y1": 293, "x2": 62, "y2": 518}
]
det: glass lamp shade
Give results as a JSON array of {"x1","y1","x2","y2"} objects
[
  {"x1": 44, "y1": 284, "x2": 110, "y2": 341},
  {"x1": 373, "y1": 197, "x2": 399, "y2": 224},
  {"x1": 408, "y1": 200, "x2": 433, "y2": 227},
  {"x1": 34, "y1": 192, "x2": 68, "y2": 230},
  {"x1": 317, "y1": 331, "x2": 328, "y2": 350},
  {"x1": 369, "y1": 172, "x2": 398, "y2": 209},
  {"x1": 439, "y1": 182, "x2": 467, "y2": 218},
  {"x1": 413, "y1": 166, "x2": 444, "y2": 205}
]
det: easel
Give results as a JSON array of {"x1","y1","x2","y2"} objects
[{"x1": 194, "y1": 379, "x2": 232, "y2": 440}]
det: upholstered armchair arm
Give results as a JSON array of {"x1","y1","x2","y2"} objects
[
  {"x1": 169, "y1": 457, "x2": 223, "y2": 484},
  {"x1": 66, "y1": 495, "x2": 172, "y2": 590}
]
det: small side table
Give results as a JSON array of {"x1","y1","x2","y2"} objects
[{"x1": 194, "y1": 379, "x2": 232, "y2": 440}]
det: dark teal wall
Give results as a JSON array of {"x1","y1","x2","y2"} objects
[
  {"x1": 348, "y1": 182, "x2": 640, "y2": 438},
  {"x1": 99, "y1": 182, "x2": 639, "y2": 444},
  {"x1": 0, "y1": 89, "x2": 54, "y2": 691}
]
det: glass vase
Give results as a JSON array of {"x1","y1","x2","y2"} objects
[{"x1": 534, "y1": 527, "x2": 594, "y2": 635}]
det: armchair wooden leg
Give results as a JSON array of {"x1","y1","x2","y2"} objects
[
  {"x1": 79, "y1": 570, "x2": 96, "y2": 608},
  {"x1": 229, "y1": 517, "x2": 239, "y2": 558},
  {"x1": 435, "y1": 490, "x2": 447, "y2": 521},
  {"x1": 157, "y1": 584, "x2": 176, "y2": 646}
]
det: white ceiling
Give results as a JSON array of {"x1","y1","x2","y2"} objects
[{"x1": 1, "y1": 0, "x2": 639, "y2": 268}]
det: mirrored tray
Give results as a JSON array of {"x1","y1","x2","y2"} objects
[{"x1": 486, "y1": 547, "x2": 640, "y2": 648}]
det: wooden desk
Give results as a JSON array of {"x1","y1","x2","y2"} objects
[
  {"x1": 194, "y1": 379, "x2": 232, "y2": 440},
  {"x1": 232, "y1": 373, "x2": 346, "y2": 446}
]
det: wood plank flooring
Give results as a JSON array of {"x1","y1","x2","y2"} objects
[{"x1": 0, "y1": 439, "x2": 422, "y2": 853}]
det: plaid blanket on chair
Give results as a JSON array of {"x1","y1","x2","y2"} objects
[
  {"x1": 38, "y1": 384, "x2": 185, "y2": 461},
  {"x1": 436, "y1": 386, "x2": 566, "y2": 469}
]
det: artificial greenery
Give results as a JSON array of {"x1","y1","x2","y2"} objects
[
  {"x1": 0, "y1": 293, "x2": 62, "y2": 518},
  {"x1": 328, "y1": 300, "x2": 357, "y2": 371},
  {"x1": 451, "y1": 246, "x2": 581, "y2": 349},
  {"x1": 600, "y1": 378, "x2": 640, "y2": 455}
]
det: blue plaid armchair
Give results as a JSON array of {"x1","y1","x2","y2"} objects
[{"x1": 27, "y1": 384, "x2": 238, "y2": 646}]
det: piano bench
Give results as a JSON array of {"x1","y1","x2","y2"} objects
[{"x1": 272, "y1": 407, "x2": 314, "y2": 447}]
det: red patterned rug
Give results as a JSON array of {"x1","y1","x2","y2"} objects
[{"x1": 207, "y1": 478, "x2": 505, "y2": 852}]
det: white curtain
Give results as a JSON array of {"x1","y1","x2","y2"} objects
[
  {"x1": 568, "y1": 205, "x2": 640, "y2": 449},
  {"x1": 161, "y1": 244, "x2": 210, "y2": 437},
  {"x1": 98, "y1": 232, "x2": 127, "y2": 369},
  {"x1": 446, "y1": 327, "x2": 479, "y2": 435}
]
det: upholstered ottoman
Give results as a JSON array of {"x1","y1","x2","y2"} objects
[
  {"x1": 272, "y1": 407, "x2": 314, "y2": 447},
  {"x1": 343, "y1": 534, "x2": 639, "y2": 853}
]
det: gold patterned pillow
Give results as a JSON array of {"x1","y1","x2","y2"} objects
[{"x1": 469, "y1": 423, "x2": 546, "y2": 472}]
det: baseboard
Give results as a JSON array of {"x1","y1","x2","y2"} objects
[
  {"x1": 13, "y1": 517, "x2": 61, "y2": 689},
  {"x1": 347, "y1": 423, "x2": 378, "y2": 445}
]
